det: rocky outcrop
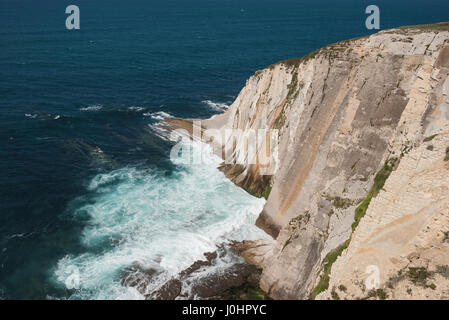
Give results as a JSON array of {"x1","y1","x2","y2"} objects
[
  {"x1": 121, "y1": 248, "x2": 260, "y2": 300},
  {"x1": 168, "y1": 23, "x2": 449, "y2": 299}
]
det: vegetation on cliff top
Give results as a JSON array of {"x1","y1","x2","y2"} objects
[
  {"x1": 258, "y1": 22, "x2": 449, "y2": 79},
  {"x1": 384, "y1": 265, "x2": 449, "y2": 293},
  {"x1": 398, "y1": 22, "x2": 449, "y2": 32}
]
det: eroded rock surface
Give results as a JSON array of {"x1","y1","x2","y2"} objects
[
  {"x1": 318, "y1": 127, "x2": 449, "y2": 300},
  {"x1": 196, "y1": 23, "x2": 449, "y2": 299},
  {"x1": 121, "y1": 248, "x2": 260, "y2": 300}
]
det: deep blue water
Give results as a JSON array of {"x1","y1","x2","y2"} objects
[{"x1": 1, "y1": 0, "x2": 448, "y2": 299}]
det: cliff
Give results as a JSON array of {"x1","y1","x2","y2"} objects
[
  {"x1": 169, "y1": 22, "x2": 449, "y2": 299},
  {"x1": 317, "y1": 125, "x2": 449, "y2": 300}
]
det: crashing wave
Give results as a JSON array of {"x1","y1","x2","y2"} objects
[
  {"x1": 202, "y1": 100, "x2": 230, "y2": 111},
  {"x1": 143, "y1": 111, "x2": 173, "y2": 121},
  {"x1": 127, "y1": 106, "x2": 145, "y2": 112},
  {"x1": 54, "y1": 139, "x2": 267, "y2": 299}
]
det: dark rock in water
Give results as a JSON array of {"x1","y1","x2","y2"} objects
[
  {"x1": 120, "y1": 251, "x2": 219, "y2": 299},
  {"x1": 120, "y1": 263, "x2": 160, "y2": 293},
  {"x1": 120, "y1": 248, "x2": 262, "y2": 300},
  {"x1": 122, "y1": 265, "x2": 182, "y2": 300},
  {"x1": 189, "y1": 263, "x2": 258, "y2": 298},
  {"x1": 147, "y1": 251, "x2": 218, "y2": 300},
  {"x1": 149, "y1": 279, "x2": 182, "y2": 300},
  {"x1": 179, "y1": 251, "x2": 218, "y2": 278}
]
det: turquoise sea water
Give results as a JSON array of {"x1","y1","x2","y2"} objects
[{"x1": 1, "y1": 0, "x2": 448, "y2": 299}]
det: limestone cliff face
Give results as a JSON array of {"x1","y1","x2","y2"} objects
[
  {"x1": 202, "y1": 23, "x2": 449, "y2": 299},
  {"x1": 318, "y1": 125, "x2": 449, "y2": 300}
]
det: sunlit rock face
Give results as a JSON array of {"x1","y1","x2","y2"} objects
[{"x1": 202, "y1": 23, "x2": 449, "y2": 299}]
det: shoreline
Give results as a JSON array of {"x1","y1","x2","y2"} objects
[
  {"x1": 161, "y1": 118, "x2": 272, "y2": 299},
  {"x1": 121, "y1": 243, "x2": 269, "y2": 300}
]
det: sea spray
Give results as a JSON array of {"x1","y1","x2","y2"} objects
[{"x1": 54, "y1": 138, "x2": 267, "y2": 299}]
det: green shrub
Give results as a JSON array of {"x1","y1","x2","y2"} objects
[
  {"x1": 261, "y1": 185, "x2": 272, "y2": 199},
  {"x1": 331, "y1": 288, "x2": 340, "y2": 300},
  {"x1": 423, "y1": 134, "x2": 438, "y2": 142},
  {"x1": 407, "y1": 267, "x2": 431, "y2": 285},
  {"x1": 367, "y1": 288, "x2": 388, "y2": 300},
  {"x1": 427, "y1": 283, "x2": 436, "y2": 290},
  {"x1": 338, "y1": 284, "x2": 347, "y2": 292},
  {"x1": 436, "y1": 265, "x2": 449, "y2": 279}
]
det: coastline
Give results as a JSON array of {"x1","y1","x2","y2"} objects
[
  {"x1": 164, "y1": 22, "x2": 449, "y2": 300},
  {"x1": 162, "y1": 118, "x2": 272, "y2": 299}
]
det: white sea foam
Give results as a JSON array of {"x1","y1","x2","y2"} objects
[
  {"x1": 202, "y1": 100, "x2": 230, "y2": 111},
  {"x1": 143, "y1": 111, "x2": 173, "y2": 121},
  {"x1": 127, "y1": 106, "x2": 145, "y2": 112},
  {"x1": 54, "y1": 139, "x2": 267, "y2": 299},
  {"x1": 152, "y1": 111, "x2": 173, "y2": 120},
  {"x1": 25, "y1": 113, "x2": 61, "y2": 120},
  {"x1": 80, "y1": 104, "x2": 103, "y2": 111},
  {"x1": 6, "y1": 233, "x2": 25, "y2": 239}
]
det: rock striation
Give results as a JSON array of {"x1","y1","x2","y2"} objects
[
  {"x1": 168, "y1": 22, "x2": 449, "y2": 299},
  {"x1": 317, "y1": 125, "x2": 449, "y2": 300}
]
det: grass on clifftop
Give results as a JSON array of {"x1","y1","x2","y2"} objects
[
  {"x1": 263, "y1": 22, "x2": 448, "y2": 83},
  {"x1": 398, "y1": 22, "x2": 449, "y2": 32}
]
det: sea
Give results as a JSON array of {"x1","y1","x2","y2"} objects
[{"x1": 1, "y1": 0, "x2": 448, "y2": 299}]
